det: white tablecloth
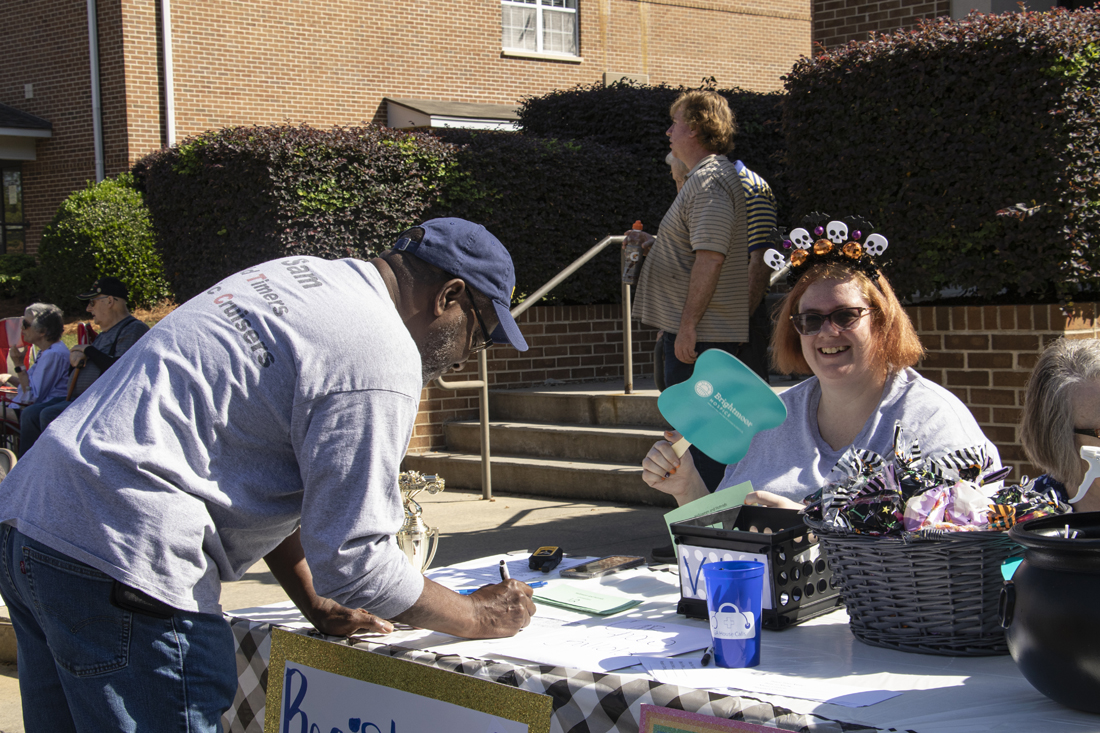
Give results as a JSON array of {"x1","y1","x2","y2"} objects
[{"x1": 226, "y1": 564, "x2": 1099, "y2": 733}]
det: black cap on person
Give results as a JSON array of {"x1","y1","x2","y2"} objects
[{"x1": 77, "y1": 277, "x2": 128, "y2": 301}]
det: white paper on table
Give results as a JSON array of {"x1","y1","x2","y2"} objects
[
  {"x1": 426, "y1": 553, "x2": 597, "y2": 590},
  {"x1": 428, "y1": 609, "x2": 711, "y2": 672},
  {"x1": 642, "y1": 658, "x2": 901, "y2": 708},
  {"x1": 226, "y1": 600, "x2": 319, "y2": 631}
]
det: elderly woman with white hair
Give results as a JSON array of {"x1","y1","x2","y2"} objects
[
  {"x1": 1021, "y1": 337, "x2": 1100, "y2": 512},
  {"x1": 666, "y1": 151, "x2": 690, "y2": 192},
  {"x1": 1, "y1": 303, "x2": 71, "y2": 455}
]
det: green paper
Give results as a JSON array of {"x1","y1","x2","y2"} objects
[
  {"x1": 662, "y1": 480, "x2": 754, "y2": 547},
  {"x1": 657, "y1": 350, "x2": 787, "y2": 464},
  {"x1": 533, "y1": 585, "x2": 642, "y2": 616}
]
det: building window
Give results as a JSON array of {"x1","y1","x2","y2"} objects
[
  {"x1": 502, "y1": 0, "x2": 578, "y2": 56},
  {"x1": 1, "y1": 166, "x2": 24, "y2": 255}
]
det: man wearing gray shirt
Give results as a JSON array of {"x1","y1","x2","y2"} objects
[{"x1": 0, "y1": 219, "x2": 535, "y2": 732}]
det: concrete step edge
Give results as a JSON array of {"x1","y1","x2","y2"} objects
[
  {"x1": 446, "y1": 420, "x2": 666, "y2": 437},
  {"x1": 407, "y1": 450, "x2": 643, "y2": 472},
  {"x1": 402, "y1": 453, "x2": 673, "y2": 507}
]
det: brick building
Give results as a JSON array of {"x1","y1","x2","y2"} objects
[
  {"x1": 812, "y1": 0, "x2": 1088, "y2": 53},
  {"x1": 1, "y1": 0, "x2": 812, "y2": 255}
]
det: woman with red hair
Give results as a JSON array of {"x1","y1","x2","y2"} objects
[{"x1": 642, "y1": 217, "x2": 1000, "y2": 510}]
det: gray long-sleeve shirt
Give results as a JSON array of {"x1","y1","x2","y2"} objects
[{"x1": 1, "y1": 257, "x2": 425, "y2": 618}]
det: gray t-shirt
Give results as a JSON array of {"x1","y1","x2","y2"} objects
[
  {"x1": 1, "y1": 257, "x2": 425, "y2": 618},
  {"x1": 720, "y1": 368, "x2": 1001, "y2": 502}
]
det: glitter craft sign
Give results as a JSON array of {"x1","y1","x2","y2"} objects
[
  {"x1": 639, "y1": 704, "x2": 791, "y2": 733},
  {"x1": 264, "y1": 628, "x2": 551, "y2": 733}
]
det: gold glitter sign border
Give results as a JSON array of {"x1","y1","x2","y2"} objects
[{"x1": 264, "y1": 628, "x2": 552, "y2": 733}]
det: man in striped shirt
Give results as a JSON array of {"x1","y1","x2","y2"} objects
[{"x1": 627, "y1": 90, "x2": 777, "y2": 493}]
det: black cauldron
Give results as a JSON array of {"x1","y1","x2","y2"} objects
[{"x1": 1000, "y1": 511, "x2": 1100, "y2": 713}]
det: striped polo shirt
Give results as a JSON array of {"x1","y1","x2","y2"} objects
[
  {"x1": 634, "y1": 155, "x2": 775, "y2": 342},
  {"x1": 736, "y1": 160, "x2": 778, "y2": 255}
]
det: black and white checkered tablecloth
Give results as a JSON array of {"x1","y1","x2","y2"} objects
[{"x1": 223, "y1": 616, "x2": 895, "y2": 733}]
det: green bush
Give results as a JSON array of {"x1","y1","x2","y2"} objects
[
  {"x1": 133, "y1": 124, "x2": 458, "y2": 302},
  {"x1": 783, "y1": 8, "x2": 1100, "y2": 303},
  {"x1": 517, "y1": 79, "x2": 791, "y2": 224},
  {"x1": 427, "y1": 129, "x2": 676, "y2": 304},
  {"x1": 38, "y1": 174, "x2": 171, "y2": 311},
  {"x1": 0, "y1": 254, "x2": 39, "y2": 300},
  {"x1": 424, "y1": 81, "x2": 788, "y2": 305}
]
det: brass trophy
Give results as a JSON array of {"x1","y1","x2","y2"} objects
[{"x1": 396, "y1": 471, "x2": 445, "y2": 572}]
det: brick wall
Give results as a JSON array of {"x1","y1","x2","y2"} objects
[
  {"x1": 2, "y1": 0, "x2": 812, "y2": 255},
  {"x1": 410, "y1": 301, "x2": 1100, "y2": 483},
  {"x1": 408, "y1": 303, "x2": 660, "y2": 452},
  {"x1": 0, "y1": 1, "x2": 105, "y2": 255},
  {"x1": 907, "y1": 302, "x2": 1100, "y2": 481},
  {"x1": 813, "y1": 0, "x2": 948, "y2": 51}
]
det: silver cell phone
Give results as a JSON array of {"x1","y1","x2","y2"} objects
[{"x1": 559, "y1": 555, "x2": 645, "y2": 579}]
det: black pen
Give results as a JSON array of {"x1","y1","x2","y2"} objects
[
  {"x1": 701, "y1": 646, "x2": 713, "y2": 667},
  {"x1": 499, "y1": 559, "x2": 510, "y2": 581}
]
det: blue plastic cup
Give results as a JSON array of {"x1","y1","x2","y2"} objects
[{"x1": 701, "y1": 560, "x2": 765, "y2": 668}]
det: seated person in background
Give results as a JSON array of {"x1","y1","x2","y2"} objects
[
  {"x1": 0, "y1": 304, "x2": 70, "y2": 455},
  {"x1": 19, "y1": 277, "x2": 150, "y2": 450},
  {"x1": 1020, "y1": 337, "x2": 1100, "y2": 512},
  {"x1": 642, "y1": 222, "x2": 1000, "y2": 510}
]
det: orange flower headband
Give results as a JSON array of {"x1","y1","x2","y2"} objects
[{"x1": 763, "y1": 213, "x2": 888, "y2": 288}]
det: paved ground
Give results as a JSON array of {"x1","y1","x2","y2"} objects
[{"x1": 0, "y1": 488, "x2": 670, "y2": 731}]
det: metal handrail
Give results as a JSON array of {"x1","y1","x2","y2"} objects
[
  {"x1": 510, "y1": 235, "x2": 624, "y2": 319},
  {"x1": 433, "y1": 234, "x2": 626, "y2": 499},
  {"x1": 434, "y1": 239, "x2": 790, "y2": 499}
]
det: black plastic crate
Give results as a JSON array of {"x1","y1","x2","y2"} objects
[{"x1": 670, "y1": 505, "x2": 842, "y2": 630}]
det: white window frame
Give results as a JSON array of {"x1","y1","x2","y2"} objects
[{"x1": 501, "y1": 0, "x2": 579, "y2": 58}]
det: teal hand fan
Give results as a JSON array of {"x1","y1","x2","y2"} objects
[{"x1": 657, "y1": 350, "x2": 787, "y2": 464}]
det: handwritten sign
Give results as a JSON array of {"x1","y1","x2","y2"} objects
[
  {"x1": 265, "y1": 628, "x2": 551, "y2": 733},
  {"x1": 678, "y1": 544, "x2": 772, "y2": 610}
]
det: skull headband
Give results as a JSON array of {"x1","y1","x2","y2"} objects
[{"x1": 763, "y1": 213, "x2": 888, "y2": 289}]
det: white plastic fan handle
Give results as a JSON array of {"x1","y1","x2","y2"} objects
[
  {"x1": 1074, "y1": 445, "x2": 1100, "y2": 504},
  {"x1": 671, "y1": 436, "x2": 691, "y2": 458}
]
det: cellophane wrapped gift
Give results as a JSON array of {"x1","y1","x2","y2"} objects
[{"x1": 802, "y1": 422, "x2": 1069, "y2": 536}]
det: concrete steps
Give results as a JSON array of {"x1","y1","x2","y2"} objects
[
  {"x1": 403, "y1": 375, "x2": 804, "y2": 506},
  {"x1": 402, "y1": 378, "x2": 677, "y2": 507},
  {"x1": 443, "y1": 420, "x2": 663, "y2": 463}
]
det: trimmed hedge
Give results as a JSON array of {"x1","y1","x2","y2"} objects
[
  {"x1": 133, "y1": 124, "x2": 457, "y2": 302},
  {"x1": 783, "y1": 8, "x2": 1100, "y2": 303},
  {"x1": 38, "y1": 174, "x2": 170, "y2": 311},
  {"x1": 426, "y1": 129, "x2": 675, "y2": 304},
  {"x1": 0, "y1": 254, "x2": 39, "y2": 301},
  {"x1": 517, "y1": 80, "x2": 791, "y2": 224}
]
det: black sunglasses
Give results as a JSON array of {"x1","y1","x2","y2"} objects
[
  {"x1": 466, "y1": 290, "x2": 494, "y2": 354},
  {"x1": 21, "y1": 320, "x2": 31, "y2": 330},
  {"x1": 1075, "y1": 427, "x2": 1100, "y2": 439},
  {"x1": 790, "y1": 307, "x2": 875, "y2": 336}
]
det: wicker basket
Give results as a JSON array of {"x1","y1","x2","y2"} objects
[{"x1": 806, "y1": 520, "x2": 1024, "y2": 656}]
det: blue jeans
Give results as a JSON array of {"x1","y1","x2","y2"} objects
[
  {"x1": 0, "y1": 526, "x2": 237, "y2": 732},
  {"x1": 19, "y1": 397, "x2": 69, "y2": 457},
  {"x1": 662, "y1": 333, "x2": 751, "y2": 493}
]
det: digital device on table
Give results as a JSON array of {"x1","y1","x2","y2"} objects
[
  {"x1": 559, "y1": 555, "x2": 645, "y2": 579},
  {"x1": 528, "y1": 546, "x2": 563, "y2": 573}
]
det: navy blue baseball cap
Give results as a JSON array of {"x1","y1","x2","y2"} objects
[{"x1": 391, "y1": 218, "x2": 529, "y2": 351}]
